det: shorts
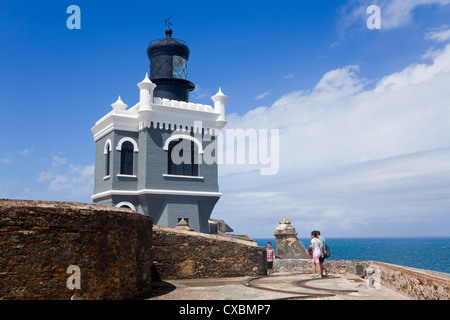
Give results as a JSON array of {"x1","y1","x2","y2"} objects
[
  {"x1": 312, "y1": 252, "x2": 321, "y2": 263},
  {"x1": 319, "y1": 256, "x2": 326, "y2": 263},
  {"x1": 267, "y1": 261, "x2": 273, "y2": 269}
]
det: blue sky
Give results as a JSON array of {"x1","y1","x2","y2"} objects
[{"x1": 1, "y1": 0, "x2": 450, "y2": 238}]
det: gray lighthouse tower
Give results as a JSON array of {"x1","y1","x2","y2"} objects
[{"x1": 91, "y1": 27, "x2": 228, "y2": 233}]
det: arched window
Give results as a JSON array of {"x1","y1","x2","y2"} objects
[
  {"x1": 115, "y1": 202, "x2": 136, "y2": 212},
  {"x1": 168, "y1": 139, "x2": 199, "y2": 176},
  {"x1": 120, "y1": 141, "x2": 134, "y2": 175},
  {"x1": 105, "y1": 149, "x2": 111, "y2": 176},
  {"x1": 104, "y1": 139, "x2": 112, "y2": 177}
]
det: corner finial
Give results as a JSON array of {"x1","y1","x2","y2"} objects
[
  {"x1": 212, "y1": 87, "x2": 228, "y2": 100},
  {"x1": 138, "y1": 72, "x2": 155, "y2": 90},
  {"x1": 111, "y1": 95, "x2": 127, "y2": 111}
]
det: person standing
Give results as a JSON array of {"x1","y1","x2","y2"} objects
[
  {"x1": 309, "y1": 231, "x2": 323, "y2": 278},
  {"x1": 266, "y1": 242, "x2": 275, "y2": 276},
  {"x1": 317, "y1": 230, "x2": 328, "y2": 277}
]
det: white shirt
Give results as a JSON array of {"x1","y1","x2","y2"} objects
[{"x1": 311, "y1": 238, "x2": 321, "y2": 253}]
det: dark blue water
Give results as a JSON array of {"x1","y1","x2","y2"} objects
[{"x1": 255, "y1": 237, "x2": 450, "y2": 274}]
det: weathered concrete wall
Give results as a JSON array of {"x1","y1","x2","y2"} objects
[
  {"x1": 274, "y1": 259, "x2": 371, "y2": 276},
  {"x1": 152, "y1": 225, "x2": 266, "y2": 280},
  {"x1": 372, "y1": 261, "x2": 449, "y2": 300},
  {"x1": 0, "y1": 199, "x2": 153, "y2": 300},
  {"x1": 273, "y1": 259, "x2": 449, "y2": 300}
]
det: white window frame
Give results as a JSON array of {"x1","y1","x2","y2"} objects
[
  {"x1": 116, "y1": 137, "x2": 139, "y2": 152},
  {"x1": 115, "y1": 201, "x2": 136, "y2": 212},
  {"x1": 103, "y1": 139, "x2": 112, "y2": 154},
  {"x1": 163, "y1": 134, "x2": 203, "y2": 154}
]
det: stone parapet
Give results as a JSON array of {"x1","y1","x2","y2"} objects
[
  {"x1": 152, "y1": 225, "x2": 266, "y2": 280},
  {"x1": 372, "y1": 261, "x2": 449, "y2": 300},
  {"x1": 0, "y1": 199, "x2": 153, "y2": 300},
  {"x1": 273, "y1": 258, "x2": 449, "y2": 300},
  {"x1": 274, "y1": 258, "x2": 370, "y2": 276}
]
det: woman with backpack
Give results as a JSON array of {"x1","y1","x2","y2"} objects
[{"x1": 309, "y1": 230, "x2": 323, "y2": 278}]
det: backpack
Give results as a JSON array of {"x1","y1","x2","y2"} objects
[{"x1": 324, "y1": 244, "x2": 331, "y2": 258}]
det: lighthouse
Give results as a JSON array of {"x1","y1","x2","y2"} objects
[
  {"x1": 147, "y1": 26, "x2": 195, "y2": 102},
  {"x1": 91, "y1": 26, "x2": 228, "y2": 233}
]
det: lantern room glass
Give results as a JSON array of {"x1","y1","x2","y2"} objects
[{"x1": 173, "y1": 55, "x2": 187, "y2": 79}]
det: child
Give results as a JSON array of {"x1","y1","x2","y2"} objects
[{"x1": 266, "y1": 242, "x2": 275, "y2": 276}]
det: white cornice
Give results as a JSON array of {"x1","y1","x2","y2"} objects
[
  {"x1": 92, "y1": 188, "x2": 223, "y2": 200},
  {"x1": 92, "y1": 82, "x2": 228, "y2": 141},
  {"x1": 92, "y1": 100, "x2": 224, "y2": 141},
  {"x1": 91, "y1": 112, "x2": 139, "y2": 141}
]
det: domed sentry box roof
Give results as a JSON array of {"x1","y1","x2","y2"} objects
[{"x1": 147, "y1": 27, "x2": 195, "y2": 102}]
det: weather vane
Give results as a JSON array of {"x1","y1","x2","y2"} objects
[{"x1": 165, "y1": 16, "x2": 173, "y2": 28}]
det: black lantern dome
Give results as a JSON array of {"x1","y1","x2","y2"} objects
[{"x1": 147, "y1": 27, "x2": 195, "y2": 102}]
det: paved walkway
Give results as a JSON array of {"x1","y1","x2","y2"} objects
[{"x1": 148, "y1": 272, "x2": 412, "y2": 300}]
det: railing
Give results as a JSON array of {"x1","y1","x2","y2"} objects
[
  {"x1": 153, "y1": 97, "x2": 215, "y2": 113},
  {"x1": 148, "y1": 37, "x2": 189, "y2": 48}
]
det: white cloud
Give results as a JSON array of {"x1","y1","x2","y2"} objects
[
  {"x1": 18, "y1": 148, "x2": 33, "y2": 156},
  {"x1": 227, "y1": 44, "x2": 450, "y2": 172},
  {"x1": 1, "y1": 158, "x2": 13, "y2": 164},
  {"x1": 0, "y1": 148, "x2": 33, "y2": 165},
  {"x1": 385, "y1": 0, "x2": 450, "y2": 29},
  {"x1": 37, "y1": 171, "x2": 52, "y2": 183},
  {"x1": 0, "y1": 179, "x2": 20, "y2": 199},
  {"x1": 329, "y1": 42, "x2": 339, "y2": 49},
  {"x1": 193, "y1": 84, "x2": 210, "y2": 99},
  {"x1": 426, "y1": 25, "x2": 450, "y2": 42},
  {"x1": 340, "y1": 0, "x2": 450, "y2": 31},
  {"x1": 314, "y1": 65, "x2": 365, "y2": 94},
  {"x1": 375, "y1": 45, "x2": 450, "y2": 91},
  {"x1": 51, "y1": 155, "x2": 68, "y2": 167},
  {"x1": 255, "y1": 91, "x2": 270, "y2": 100},
  {"x1": 284, "y1": 73, "x2": 295, "y2": 79},
  {"x1": 37, "y1": 158, "x2": 94, "y2": 201},
  {"x1": 216, "y1": 148, "x2": 450, "y2": 237},
  {"x1": 214, "y1": 44, "x2": 450, "y2": 238}
]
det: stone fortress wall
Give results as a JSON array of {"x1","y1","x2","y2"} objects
[
  {"x1": 0, "y1": 199, "x2": 265, "y2": 299},
  {"x1": 152, "y1": 225, "x2": 266, "y2": 280},
  {"x1": 0, "y1": 201, "x2": 448, "y2": 300},
  {"x1": 0, "y1": 199, "x2": 153, "y2": 300}
]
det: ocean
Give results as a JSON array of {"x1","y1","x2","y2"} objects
[{"x1": 255, "y1": 237, "x2": 450, "y2": 274}]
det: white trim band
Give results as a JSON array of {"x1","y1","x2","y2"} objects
[
  {"x1": 162, "y1": 174, "x2": 204, "y2": 180},
  {"x1": 117, "y1": 174, "x2": 138, "y2": 178},
  {"x1": 91, "y1": 188, "x2": 223, "y2": 200}
]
